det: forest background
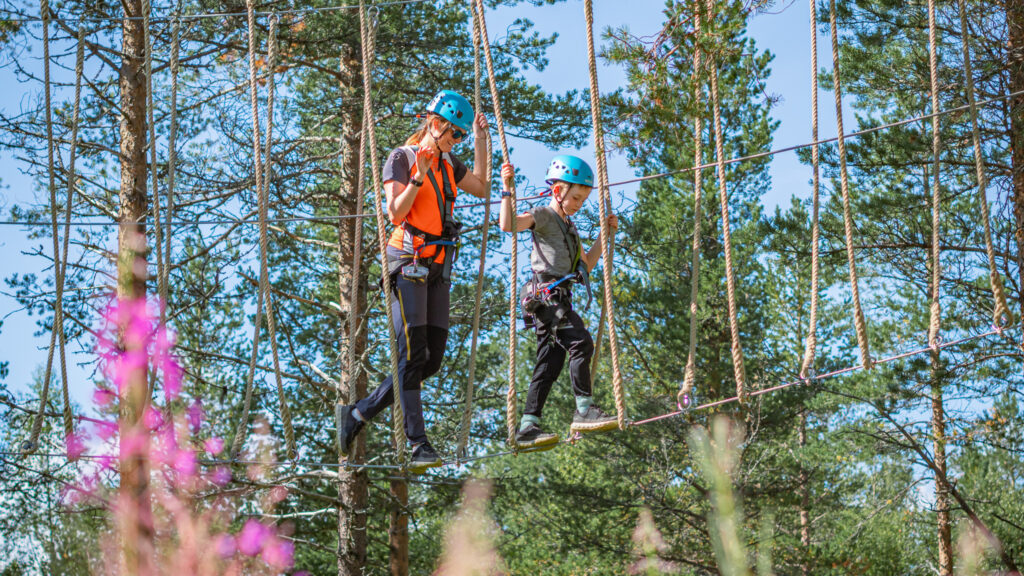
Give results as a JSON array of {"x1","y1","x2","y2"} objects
[{"x1": 1, "y1": 0, "x2": 1022, "y2": 574}]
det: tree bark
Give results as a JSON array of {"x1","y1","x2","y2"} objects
[
  {"x1": 798, "y1": 412, "x2": 811, "y2": 576},
  {"x1": 1008, "y1": 0, "x2": 1024, "y2": 323},
  {"x1": 389, "y1": 478, "x2": 410, "y2": 576},
  {"x1": 931, "y1": 349, "x2": 952, "y2": 576},
  {"x1": 118, "y1": 0, "x2": 153, "y2": 573},
  {"x1": 336, "y1": 41, "x2": 369, "y2": 576}
]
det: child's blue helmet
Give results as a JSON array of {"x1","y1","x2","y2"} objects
[
  {"x1": 425, "y1": 90, "x2": 474, "y2": 133},
  {"x1": 545, "y1": 155, "x2": 595, "y2": 187}
]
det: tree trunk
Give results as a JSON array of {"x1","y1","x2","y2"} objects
[
  {"x1": 1008, "y1": 0, "x2": 1024, "y2": 322},
  {"x1": 798, "y1": 412, "x2": 811, "y2": 576},
  {"x1": 389, "y1": 478, "x2": 410, "y2": 576},
  {"x1": 931, "y1": 349, "x2": 952, "y2": 576},
  {"x1": 336, "y1": 42, "x2": 369, "y2": 576},
  {"x1": 118, "y1": 0, "x2": 153, "y2": 573}
]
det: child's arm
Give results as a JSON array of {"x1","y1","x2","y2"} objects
[
  {"x1": 498, "y1": 163, "x2": 535, "y2": 233},
  {"x1": 455, "y1": 113, "x2": 491, "y2": 199},
  {"x1": 582, "y1": 214, "x2": 618, "y2": 272}
]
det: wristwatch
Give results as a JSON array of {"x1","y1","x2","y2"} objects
[
  {"x1": 410, "y1": 177, "x2": 424, "y2": 187},
  {"x1": 500, "y1": 190, "x2": 513, "y2": 198}
]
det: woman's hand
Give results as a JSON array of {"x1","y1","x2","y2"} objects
[
  {"x1": 500, "y1": 163, "x2": 515, "y2": 194},
  {"x1": 415, "y1": 145, "x2": 436, "y2": 175},
  {"x1": 474, "y1": 112, "x2": 489, "y2": 140},
  {"x1": 608, "y1": 214, "x2": 618, "y2": 232}
]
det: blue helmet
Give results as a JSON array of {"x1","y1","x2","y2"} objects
[
  {"x1": 425, "y1": 89, "x2": 474, "y2": 133},
  {"x1": 545, "y1": 155, "x2": 595, "y2": 187}
]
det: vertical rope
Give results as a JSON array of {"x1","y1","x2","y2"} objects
[
  {"x1": 704, "y1": 0, "x2": 747, "y2": 404},
  {"x1": 358, "y1": 0, "x2": 405, "y2": 463},
  {"x1": 26, "y1": 0, "x2": 70, "y2": 451},
  {"x1": 163, "y1": 12, "x2": 181, "y2": 324},
  {"x1": 679, "y1": 0, "x2": 705, "y2": 407},
  {"x1": 457, "y1": 0, "x2": 492, "y2": 458},
  {"x1": 231, "y1": 0, "x2": 267, "y2": 458},
  {"x1": 828, "y1": 0, "x2": 873, "y2": 369},
  {"x1": 799, "y1": 0, "x2": 822, "y2": 379},
  {"x1": 143, "y1": 0, "x2": 164, "y2": 327},
  {"x1": 344, "y1": 88, "x2": 369, "y2": 403},
  {"x1": 926, "y1": 0, "x2": 943, "y2": 352},
  {"x1": 259, "y1": 16, "x2": 295, "y2": 459},
  {"x1": 583, "y1": 0, "x2": 626, "y2": 428},
  {"x1": 472, "y1": 0, "x2": 519, "y2": 449},
  {"x1": 956, "y1": 0, "x2": 1011, "y2": 326}
]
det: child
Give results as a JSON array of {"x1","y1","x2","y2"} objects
[{"x1": 498, "y1": 155, "x2": 619, "y2": 450}]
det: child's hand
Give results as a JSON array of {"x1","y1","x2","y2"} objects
[
  {"x1": 608, "y1": 214, "x2": 618, "y2": 232},
  {"x1": 415, "y1": 146, "x2": 436, "y2": 175},
  {"x1": 500, "y1": 163, "x2": 515, "y2": 193},
  {"x1": 474, "y1": 112, "x2": 489, "y2": 139}
]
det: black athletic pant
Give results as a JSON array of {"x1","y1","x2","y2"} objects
[
  {"x1": 355, "y1": 257, "x2": 449, "y2": 446},
  {"x1": 523, "y1": 306, "x2": 594, "y2": 419}
]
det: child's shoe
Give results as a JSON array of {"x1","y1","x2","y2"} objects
[
  {"x1": 336, "y1": 404, "x2": 365, "y2": 458},
  {"x1": 515, "y1": 423, "x2": 560, "y2": 450},
  {"x1": 569, "y1": 405, "x2": 618, "y2": 433},
  {"x1": 408, "y1": 441, "x2": 443, "y2": 473}
]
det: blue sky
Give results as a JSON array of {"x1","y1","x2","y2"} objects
[{"x1": 0, "y1": 0, "x2": 845, "y2": 410}]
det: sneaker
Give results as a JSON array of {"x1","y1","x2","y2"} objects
[
  {"x1": 515, "y1": 423, "x2": 560, "y2": 450},
  {"x1": 569, "y1": 405, "x2": 619, "y2": 433},
  {"x1": 336, "y1": 404, "x2": 364, "y2": 458},
  {"x1": 408, "y1": 441, "x2": 443, "y2": 473}
]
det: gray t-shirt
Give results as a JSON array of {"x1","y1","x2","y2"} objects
[
  {"x1": 529, "y1": 205, "x2": 582, "y2": 279},
  {"x1": 383, "y1": 146, "x2": 468, "y2": 185}
]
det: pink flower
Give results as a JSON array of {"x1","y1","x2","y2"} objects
[
  {"x1": 93, "y1": 388, "x2": 117, "y2": 407},
  {"x1": 162, "y1": 360, "x2": 183, "y2": 400},
  {"x1": 173, "y1": 449, "x2": 197, "y2": 478},
  {"x1": 93, "y1": 420, "x2": 118, "y2": 441},
  {"x1": 268, "y1": 485, "x2": 288, "y2": 504},
  {"x1": 204, "y1": 437, "x2": 225, "y2": 455},
  {"x1": 237, "y1": 519, "x2": 271, "y2": 556},
  {"x1": 143, "y1": 407, "x2": 165, "y2": 430},
  {"x1": 261, "y1": 536, "x2": 294, "y2": 569},
  {"x1": 186, "y1": 400, "x2": 204, "y2": 432},
  {"x1": 65, "y1": 432, "x2": 86, "y2": 459},
  {"x1": 209, "y1": 466, "x2": 232, "y2": 487},
  {"x1": 215, "y1": 534, "x2": 237, "y2": 558}
]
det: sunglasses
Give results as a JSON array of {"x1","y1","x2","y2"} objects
[{"x1": 446, "y1": 125, "x2": 467, "y2": 141}]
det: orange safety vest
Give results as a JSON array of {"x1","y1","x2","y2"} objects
[{"x1": 387, "y1": 146, "x2": 458, "y2": 264}]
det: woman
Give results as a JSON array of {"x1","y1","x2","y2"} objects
[{"x1": 337, "y1": 89, "x2": 490, "y2": 471}]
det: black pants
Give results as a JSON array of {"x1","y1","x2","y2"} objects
[
  {"x1": 523, "y1": 307, "x2": 594, "y2": 419},
  {"x1": 355, "y1": 258, "x2": 449, "y2": 446}
]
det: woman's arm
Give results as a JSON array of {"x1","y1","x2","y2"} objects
[
  {"x1": 386, "y1": 147, "x2": 436, "y2": 222},
  {"x1": 456, "y1": 113, "x2": 492, "y2": 199},
  {"x1": 497, "y1": 163, "x2": 535, "y2": 232}
]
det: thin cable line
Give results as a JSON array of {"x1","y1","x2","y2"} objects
[
  {"x1": 5, "y1": 89, "x2": 1020, "y2": 230},
  {"x1": 10, "y1": 324, "x2": 1011, "y2": 471},
  {"x1": 1, "y1": 0, "x2": 432, "y2": 24}
]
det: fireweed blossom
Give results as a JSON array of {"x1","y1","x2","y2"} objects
[{"x1": 60, "y1": 297, "x2": 299, "y2": 575}]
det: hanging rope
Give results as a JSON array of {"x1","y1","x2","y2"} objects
[
  {"x1": 472, "y1": 0, "x2": 519, "y2": 450},
  {"x1": 828, "y1": 0, "x2": 873, "y2": 369},
  {"x1": 343, "y1": 76, "x2": 370, "y2": 405},
  {"x1": 358, "y1": 0, "x2": 405, "y2": 464},
  {"x1": 956, "y1": 0, "x2": 1011, "y2": 326},
  {"x1": 799, "y1": 0, "x2": 822, "y2": 379},
  {"x1": 143, "y1": 0, "x2": 164, "y2": 326},
  {"x1": 678, "y1": 0, "x2": 705, "y2": 407},
  {"x1": 258, "y1": 16, "x2": 295, "y2": 460},
  {"x1": 26, "y1": 0, "x2": 75, "y2": 452},
  {"x1": 583, "y1": 0, "x2": 626, "y2": 428},
  {"x1": 704, "y1": 0, "x2": 747, "y2": 405},
  {"x1": 231, "y1": 7, "x2": 295, "y2": 459},
  {"x1": 925, "y1": 0, "x2": 943, "y2": 352},
  {"x1": 162, "y1": 11, "x2": 182, "y2": 323},
  {"x1": 457, "y1": 0, "x2": 492, "y2": 458}
]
